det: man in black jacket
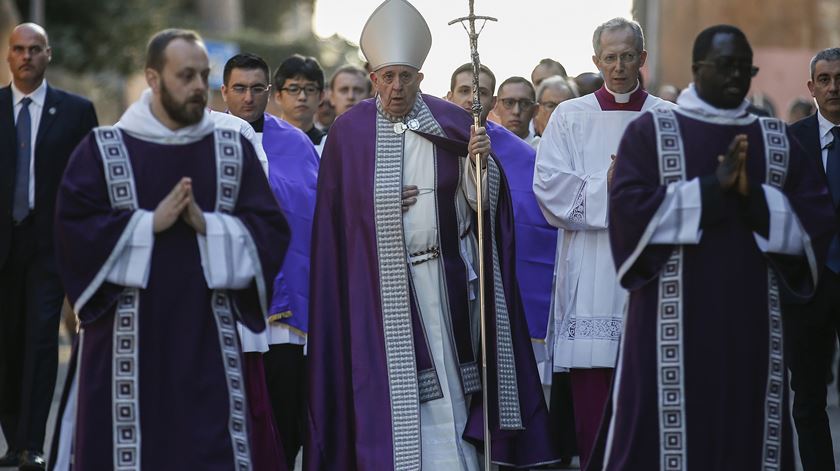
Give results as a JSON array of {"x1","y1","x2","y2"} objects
[
  {"x1": 0, "y1": 23, "x2": 97, "y2": 469},
  {"x1": 786, "y1": 47, "x2": 840, "y2": 471}
]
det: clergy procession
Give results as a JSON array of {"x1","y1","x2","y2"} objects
[{"x1": 1, "y1": 0, "x2": 839, "y2": 469}]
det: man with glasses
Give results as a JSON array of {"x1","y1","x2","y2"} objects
[
  {"x1": 587, "y1": 25, "x2": 835, "y2": 470},
  {"x1": 306, "y1": 1, "x2": 558, "y2": 469},
  {"x1": 493, "y1": 76, "x2": 537, "y2": 144},
  {"x1": 221, "y1": 53, "x2": 272, "y2": 129},
  {"x1": 533, "y1": 17, "x2": 671, "y2": 469},
  {"x1": 533, "y1": 76, "x2": 578, "y2": 140},
  {"x1": 274, "y1": 54, "x2": 326, "y2": 148},
  {"x1": 222, "y1": 52, "x2": 319, "y2": 469}
]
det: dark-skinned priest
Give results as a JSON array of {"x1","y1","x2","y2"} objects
[
  {"x1": 49, "y1": 29, "x2": 290, "y2": 470},
  {"x1": 586, "y1": 25, "x2": 836, "y2": 470},
  {"x1": 305, "y1": 0, "x2": 558, "y2": 470}
]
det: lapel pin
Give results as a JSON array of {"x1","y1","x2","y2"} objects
[{"x1": 48, "y1": 107, "x2": 56, "y2": 115}]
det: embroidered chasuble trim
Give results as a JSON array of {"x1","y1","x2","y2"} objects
[
  {"x1": 566, "y1": 318, "x2": 622, "y2": 340},
  {"x1": 759, "y1": 117, "x2": 787, "y2": 471},
  {"x1": 460, "y1": 362, "x2": 481, "y2": 395},
  {"x1": 215, "y1": 128, "x2": 244, "y2": 214},
  {"x1": 487, "y1": 158, "x2": 524, "y2": 430},
  {"x1": 210, "y1": 291, "x2": 252, "y2": 470},
  {"x1": 652, "y1": 108, "x2": 688, "y2": 471},
  {"x1": 374, "y1": 98, "x2": 423, "y2": 470},
  {"x1": 94, "y1": 127, "x2": 143, "y2": 471},
  {"x1": 96, "y1": 127, "x2": 139, "y2": 210},
  {"x1": 211, "y1": 127, "x2": 253, "y2": 470},
  {"x1": 112, "y1": 289, "x2": 141, "y2": 471},
  {"x1": 418, "y1": 369, "x2": 444, "y2": 401}
]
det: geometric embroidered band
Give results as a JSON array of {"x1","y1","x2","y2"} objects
[
  {"x1": 652, "y1": 108, "x2": 688, "y2": 471},
  {"x1": 759, "y1": 117, "x2": 788, "y2": 471},
  {"x1": 94, "y1": 127, "x2": 142, "y2": 471}
]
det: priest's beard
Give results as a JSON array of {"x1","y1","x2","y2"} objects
[{"x1": 160, "y1": 81, "x2": 207, "y2": 126}]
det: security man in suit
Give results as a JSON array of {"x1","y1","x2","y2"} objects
[
  {"x1": 785, "y1": 47, "x2": 840, "y2": 471},
  {"x1": 0, "y1": 23, "x2": 97, "y2": 469}
]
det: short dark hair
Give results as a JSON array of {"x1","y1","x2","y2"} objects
[
  {"x1": 223, "y1": 53, "x2": 270, "y2": 86},
  {"x1": 145, "y1": 28, "x2": 203, "y2": 72},
  {"x1": 692, "y1": 24, "x2": 752, "y2": 63},
  {"x1": 329, "y1": 65, "x2": 370, "y2": 93},
  {"x1": 809, "y1": 48, "x2": 840, "y2": 80},
  {"x1": 497, "y1": 76, "x2": 535, "y2": 100},
  {"x1": 273, "y1": 54, "x2": 325, "y2": 91},
  {"x1": 537, "y1": 58, "x2": 568, "y2": 79},
  {"x1": 449, "y1": 63, "x2": 497, "y2": 94}
]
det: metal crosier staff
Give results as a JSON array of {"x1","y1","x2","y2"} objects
[{"x1": 448, "y1": 3, "x2": 496, "y2": 470}]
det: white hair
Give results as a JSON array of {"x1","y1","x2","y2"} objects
[
  {"x1": 592, "y1": 17, "x2": 644, "y2": 58},
  {"x1": 536, "y1": 76, "x2": 578, "y2": 102}
]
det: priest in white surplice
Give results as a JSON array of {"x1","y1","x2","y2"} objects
[{"x1": 533, "y1": 17, "x2": 671, "y2": 468}]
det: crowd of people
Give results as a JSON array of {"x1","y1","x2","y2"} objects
[{"x1": 1, "y1": 0, "x2": 838, "y2": 470}]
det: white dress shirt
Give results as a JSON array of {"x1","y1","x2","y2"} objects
[{"x1": 816, "y1": 109, "x2": 839, "y2": 171}]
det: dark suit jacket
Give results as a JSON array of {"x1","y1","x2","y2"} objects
[
  {"x1": 0, "y1": 84, "x2": 98, "y2": 269},
  {"x1": 790, "y1": 112, "x2": 840, "y2": 263},
  {"x1": 790, "y1": 113, "x2": 827, "y2": 178}
]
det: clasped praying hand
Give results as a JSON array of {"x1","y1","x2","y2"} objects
[
  {"x1": 153, "y1": 177, "x2": 207, "y2": 235},
  {"x1": 716, "y1": 134, "x2": 750, "y2": 196}
]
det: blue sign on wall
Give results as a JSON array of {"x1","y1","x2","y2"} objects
[{"x1": 205, "y1": 40, "x2": 240, "y2": 90}]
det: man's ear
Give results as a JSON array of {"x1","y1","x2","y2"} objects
[
  {"x1": 638, "y1": 50, "x2": 648, "y2": 69},
  {"x1": 807, "y1": 80, "x2": 816, "y2": 98},
  {"x1": 220, "y1": 84, "x2": 229, "y2": 104},
  {"x1": 445, "y1": 90, "x2": 454, "y2": 101},
  {"x1": 145, "y1": 68, "x2": 160, "y2": 92}
]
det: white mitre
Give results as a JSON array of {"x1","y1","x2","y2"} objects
[{"x1": 360, "y1": 0, "x2": 432, "y2": 71}]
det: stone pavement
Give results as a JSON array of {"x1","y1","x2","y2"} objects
[{"x1": 3, "y1": 333, "x2": 840, "y2": 471}]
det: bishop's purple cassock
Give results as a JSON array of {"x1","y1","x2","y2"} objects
[
  {"x1": 49, "y1": 107, "x2": 289, "y2": 470},
  {"x1": 305, "y1": 94, "x2": 559, "y2": 470},
  {"x1": 587, "y1": 92, "x2": 836, "y2": 470}
]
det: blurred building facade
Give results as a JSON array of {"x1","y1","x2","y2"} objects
[
  {"x1": 2, "y1": 0, "x2": 362, "y2": 123},
  {"x1": 634, "y1": 0, "x2": 840, "y2": 120}
]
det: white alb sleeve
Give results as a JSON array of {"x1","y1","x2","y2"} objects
[
  {"x1": 752, "y1": 184, "x2": 806, "y2": 255},
  {"x1": 105, "y1": 210, "x2": 155, "y2": 287},
  {"x1": 649, "y1": 179, "x2": 703, "y2": 245},
  {"x1": 196, "y1": 212, "x2": 258, "y2": 289}
]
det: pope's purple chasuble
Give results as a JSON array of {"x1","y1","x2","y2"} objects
[{"x1": 305, "y1": 94, "x2": 559, "y2": 470}]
